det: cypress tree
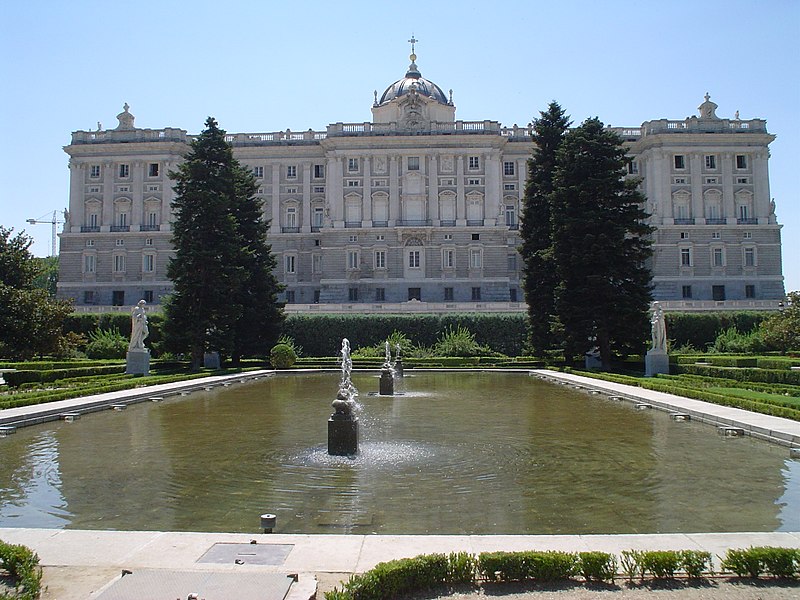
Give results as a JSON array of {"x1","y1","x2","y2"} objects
[
  {"x1": 550, "y1": 117, "x2": 653, "y2": 367},
  {"x1": 520, "y1": 101, "x2": 570, "y2": 355},
  {"x1": 165, "y1": 117, "x2": 283, "y2": 368}
]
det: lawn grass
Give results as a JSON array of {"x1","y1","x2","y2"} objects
[{"x1": 707, "y1": 386, "x2": 800, "y2": 408}]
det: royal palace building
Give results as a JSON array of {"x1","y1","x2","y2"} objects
[{"x1": 57, "y1": 49, "x2": 784, "y2": 310}]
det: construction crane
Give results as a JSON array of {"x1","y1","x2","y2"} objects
[{"x1": 26, "y1": 210, "x2": 64, "y2": 257}]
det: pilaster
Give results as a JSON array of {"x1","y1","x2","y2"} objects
[
  {"x1": 69, "y1": 161, "x2": 84, "y2": 232},
  {"x1": 132, "y1": 161, "x2": 144, "y2": 230},
  {"x1": 485, "y1": 151, "x2": 501, "y2": 226},
  {"x1": 722, "y1": 152, "x2": 735, "y2": 223},
  {"x1": 753, "y1": 150, "x2": 771, "y2": 223},
  {"x1": 389, "y1": 156, "x2": 399, "y2": 226},
  {"x1": 362, "y1": 156, "x2": 372, "y2": 225},
  {"x1": 271, "y1": 163, "x2": 281, "y2": 233},
  {"x1": 456, "y1": 156, "x2": 466, "y2": 226},
  {"x1": 428, "y1": 154, "x2": 439, "y2": 223},
  {"x1": 690, "y1": 153, "x2": 703, "y2": 223},
  {"x1": 302, "y1": 162, "x2": 312, "y2": 232},
  {"x1": 102, "y1": 161, "x2": 114, "y2": 230}
]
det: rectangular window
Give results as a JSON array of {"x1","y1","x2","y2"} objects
[
  {"x1": 286, "y1": 165, "x2": 297, "y2": 178},
  {"x1": 145, "y1": 238, "x2": 153, "y2": 246},
  {"x1": 147, "y1": 212, "x2": 158, "y2": 227},
  {"x1": 736, "y1": 154, "x2": 748, "y2": 169},
  {"x1": 467, "y1": 178, "x2": 481, "y2": 185},
  {"x1": 116, "y1": 238, "x2": 124, "y2": 246},
  {"x1": 89, "y1": 213, "x2": 99, "y2": 228},
  {"x1": 745, "y1": 284, "x2": 756, "y2": 299},
  {"x1": 505, "y1": 205, "x2": 517, "y2": 227},
  {"x1": 348, "y1": 158, "x2": 359, "y2": 172},
  {"x1": 743, "y1": 232, "x2": 752, "y2": 239},
  {"x1": 148, "y1": 163, "x2": 160, "y2": 177},
  {"x1": 509, "y1": 288, "x2": 518, "y2": 302},
  {"x1": 348, "y1": 287, "x2": 358, "y2": 302},
  {"x1": 113, "y1": 254, "x2": 126, "y2": 273},
  {"x1": 313, "y1": 207, "x2": 324, "y2": 227},
  {"x1": 90, "y1": 165, "x2": 101, "y2": 178},
  {"x1": 503, "y1": 161, "x2": 515, "y2": 176},
  {"x1": 348, "y1": 235, "x2": 358, "y2": 242},
  {"x1": 374, "y1": 250, "x2": 386, "y2": 269},
  {"x1": 253, "y1": 166, "x2": 264, "y2": 178},
  {"x1": 376, "y1": 234, "x2": 385, "y2": 241},
  {"x1": 143, "y1": 254, "x2": 155, "y2": 273},
  {"x1": 84, "y1": 254, "x2": 96, "y2": 273},
  {"x1": 674, "y1": 155, "x2": 685, "y2": 170},
  {"x1": 313, "y1": 186, "x2": 325, "y2": 193},
  {"x1": 682, "y1": 285, "x2": 692, "y2": 299},
  {"x1": 143, "y1": 290, "x2": 154, "y2": 303},
  {"x1": 86, "y1": 239, "x2": 95, "y2": 247},
  {"x1": 408, "y1": 287, "x2": 421, "y2": 301},
  {"x1": 444, "y1": 234, "x2": 453, "y2": 240},
  {"x1": 375, "y1": 288, "x2": 385, "y2": 302},
  {"x1": 314, "y1": 164, "x2": 325, "y2": 178},
  {"x1": 286, "y1": 290, "x2": 295, "y2": 303},
  {"x1": 507, "y1": 254, "x2": 517, "y2": 271},
  {"x1": 712, "y1": 247, "x2": 724, "y2": 267},
  {"x1": 346, "y1": 180, "x2": 361, "y2": 187},
  {"x1": 503, "y1": 183, "x2": 516, "y2": 191},
  {"x1": 736, "y1": 177, "x2": 749, "y2": 184},
  {"x1": 313, "y1": 290, "x2": 320, "y2": 304},
  {"x1": 147, "y1": 185, "x2": 159, "y2": 192},
  {"x1": 408, "y1": 250, "x2": 420, "y2": 268},
  {"x1": 627, "y1": 161, "x2": 639, "y2": 174},
  {"x1": 407, "y1": 156, "x2": 420, "y2": 171},
  {"x1": 444, "y1": 287, "x2": 454, "y2": 301},
  {"x1": 470, "y1": 248, "x2": 482, "y2": 269},
  {"x1": 705, "y1": 155, "x2": 717, "y2": 169},
  {"x1": 680, "y1": 247, "x2": 691, "y2": 267},
  {"x1": 112, "y1": 290, "x2": 125, "y2": 306},
  {"x1": 705, "y1": 177, "x2": 718, "y2": 184},
  {"x1": 348, "y1": 250, "x2": 359, "y2": 270},
  {"x1": 119, "y1": 164, "x2": 129, "y2": 178},
  {"x1": 744, "y1": 247, "x2": 756, "y2": 267},
  {"x1": 471, "y1": 233, "x2": 480, "y2": 241},
  {"x1": 471, "y1": 287, "x2": 481, "y2": 301},
  {"x1": 284, "y1": 255, "x2": 296, "y2": 273},
  {"x1": 442, "y1": 248, "x2": 455, "y2": 269},
  {"x1": 468, "y1": 156, "x2": 480, "y2": 170},
  {"x1": 673, "y1": 177, "x2": 688, "y2": 184},
  {"x1": 680, "y1": 231, "x2": 690, "y2": 239},
  {"x1": 312, "y1": 254, "x2": 322, "y2": 273},
  {"x1": 712, "y1": 285, "x2": 726, "y2": 301}
]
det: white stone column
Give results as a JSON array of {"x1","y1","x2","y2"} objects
[
  {"x1": 302, "y1": 162, "x2": 312, "y2": 232},
  {"x1": 485, "y1": 151, "x2": 501, "y2": 226},
  {"x1": 690, "y1": 153, "x2": 703, "y2": 223},
  {"x1": 456, "y1": 156, "x2": 466, "y2": 226},
  {"x1": 389, "y1": 156, "x2": 399, "y2": 226},
  {"x1": 753, "y1": 150, "x2": 771, "y2": 223},
  {"x1": 102, "y1": 161, "x2": 114, "y2": 230},
  {"x1": 327, "y1": 157, "x2": 343, "y2": 225},
  {"x1": 657, "y1": 152, "x2": 673, "y2": 221},
  {"x1": 363, "y1": 156, "x2": 372, "y2": 225},
  {"x1": 271, "y1": 163, "x2": 281, "y2": 233},
  {"x1": 132, "y1": 161, "x2": 144, "y2": 230},
  {"x1": 428, "y1": 154, "x2": 439, "y2": 223},
  {"x1": 69, "y1": 161, "x2": 84, "y2": 232},
  {"x1": 162, "y1": 160, "x2": 175, "y2": 230},
  {"x1": 722, "y1": 152, "x2": 735, "y2": 223}
]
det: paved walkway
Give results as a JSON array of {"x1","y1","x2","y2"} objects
[{"x1": 1, "y1": 528, "x2": 799, "y2": 599}]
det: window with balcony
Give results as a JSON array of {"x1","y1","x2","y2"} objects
[
  {"x1": 736, "y1": 154, "x2": 748, "y2": 169},
  {"x1": 90, "y1": 165, "x2": 101, "y2": 178},
  {"x1": 705, "y1": 155, "x2": 717, "y2": 170},
  {"x1": 284, "y1": 254, "x2": 296, "y2": 274},
  {"x1": 148, "y1": 163, "x2": 160, "y2": 177},
  {"x1": 348, "y1": 158, "x2": 359, "y2": 172},
  {"x1": 374, "y1": 250, "x2": 386, "y2": 269},
  {"x1": 113, "y1": 254, "x2": 126, "y2": 273},
  {"x1": 408, "y1": 250, "x2": 420, "y2": 269},
  {"x1": 84, "y1": 254, "x2": 96, "y2": 274},
  {"x1": 119, "y1": 164, "x2": 129, "y2": 178},
  {"x1": 442, "y1": 248, "x2": 455, "y2": 269},
  {"x1": 468, "y1": 156, "x2": 480, "y2": 170},
  {"x1": 674, "y1": 155, "x2": 685, "y2": 169},
  {"x1": 143, "y1": 254, "x2": 155, "y2": 273},
  {"x1": 348, "y1": 250, "x2": 360, "y2": 270},
  {"x1": 314, "y1": 164, "x2": 325, "y2": 178},
  {"x1": 470, "y1": 248, "x2": 482, "y2": 269},
  {"x1": 712, "y1": 247, "x2": 724, "y2": 268},
  {"x1": 286, "y1": 165, "x2": 297, "y2": 179},
  {"x1": 503, "y1": 161, "x2": 515, "y2": 176},
  {"x1": 680, "y1": 247, "x2": 692, "y2": 267}
]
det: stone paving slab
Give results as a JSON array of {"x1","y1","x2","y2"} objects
[{"x1": 532, "y1": 370, "x2": 800, "y2": 447}]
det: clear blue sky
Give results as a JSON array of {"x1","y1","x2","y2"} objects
[{"x1": 2, "y1": 0, "x2": 798, "y2": 291}]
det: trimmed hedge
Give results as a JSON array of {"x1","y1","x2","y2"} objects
[
  {"x1": 478, "y1": 551, "x2": 579, "y2": 582},
  {"x1": 677, "y1": 364, "x2": 800, "y2": 386},
  {"x1": 4, "y1": 364, "x2": 126, "y2": 387},
  {"x1": 0, "y1": 540, "x2": 42, "y2": 600},
  {"x1": 721, "y1": 547, "x2": 800, "y2": 578},
  {"x1": 666, "y1": 311, "x2": 770, "y2": 350},
  {"x1": 281, "y1": 313, "x2": 526, "y2": 357}
]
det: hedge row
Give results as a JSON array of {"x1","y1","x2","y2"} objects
[
  {"x1": 677, "y1": 364, "x2": 800, "y2": 386},
  {"x1": 0, "y1": 540, "x2": 42, "y2": 600},
  {"x1": 671, "y1": 355, "x2": 800, "y2": 369},
  {"x1": 282, "y1": 313, "x2": 527, "y2": 357},
  {"x1": 665, "y1": 311, "x2": 770, "y2": 350},
  {"x1": 4, "y1": 364, "x2": 126, "y2": 387},
  {"x1": 326, "y1": 547, "x2": 800, "y2": 599}
]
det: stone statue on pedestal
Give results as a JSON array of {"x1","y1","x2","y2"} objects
[
  {"x1": 126, "y1": 300, "x2": 150, "y2": 375},
  {"x1": 645, "y1": 301, "x2": 669, "y2": 377}
]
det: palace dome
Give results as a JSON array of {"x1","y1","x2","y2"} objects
[{"x1": 377, "y1": 55, "x2": 450, "y2": 106}]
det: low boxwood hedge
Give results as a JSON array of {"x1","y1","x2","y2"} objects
[{"x1": 0, "y1": 540, "x2": 42, "y2": 600}]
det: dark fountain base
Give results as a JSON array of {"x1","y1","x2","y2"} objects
[
  {"x1": 379, "y1": 368, "x2": 394, "y2": 395},
  {"x1": 328, "y1": 417, "x2": 359, "y2": 455}
]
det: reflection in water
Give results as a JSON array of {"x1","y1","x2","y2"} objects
[{"x1": 0, "y1": 372, "x2": 797, "y2": 534}]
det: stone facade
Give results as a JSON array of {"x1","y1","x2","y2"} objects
[{"x1": 57, "y1": 58, "x2": 784, "y2": 309}]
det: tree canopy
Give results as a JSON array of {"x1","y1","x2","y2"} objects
[
  {"x1": 164, "y1": 117, "x2": 284, "y2": 368},
  {"x1": 0, "y1": 227, "x2": 73, "y2": 359}
]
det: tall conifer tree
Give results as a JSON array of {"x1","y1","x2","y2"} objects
[
  {"x1": 550, "y1": 117, "x2": 653, "y2": 367},
  {"x1": 165, "y1": 117, "x2": 283, "y2": 368},
  {"x1": 520, "y1": 102, "x2": 570, "y2": 355}
]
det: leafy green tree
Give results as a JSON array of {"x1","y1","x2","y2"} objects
[
  {"x1": 520, "y1": 102, "x2": 571, "y2": 356},
  {"x1": 32, "y1": 256, "x2": 59, "y2": 296},
  {"x1": 550, "y1": 118, "x2": 653, "y2": 367},
  {"x1": 0, "y1": 227, "x2": 73, "y2": 359},
  {"x1": 164, "y1": 117, "x2": 283, "y2": 369},
  {"x1": 758, "y1": 291, "x2": 800, "y2": 352}
]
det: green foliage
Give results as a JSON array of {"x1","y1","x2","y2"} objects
[
  {"x1": 164, "y1": 117, "x2": 283, "y2": 368},
  {"x1": 85, "y1": 328, "x2": 128, "y2": 359},
  {"x1": 666, "y1": 311, "x2": 769, "y2": 351},
  {"x1": 0, "y1": 227, "x2": 73, "y2": 360},
  {"x1": 325, "y1": 554, "x2": 450, "y2": 600},
  {"x1": 520, "y1": 101, "x2": 571, "y2": 356},
  {"x1": 432, "y1": 325, "x2": 493, "y2": 357},
  {"x1": 711, "y1": 327, "x2": 766, "y2": 354},
  {"x1": 446, "y1": 552, "x2": 476, "y2": 584},
  {"x1": 620, "y1": 550, "x2": 643, "y2": 582},
  {"x1": 0, "y1": 540, "x2": 42, "y2": 600},
  {"x1": 758, "y1": 291, "x2": 800, "y2": 352},
  {"x1": 2, "y1": 364, "x2": 125, "y2": 387},
  {"x1": 31, "y1": 256, "x2": 58, "y2": 296},
  {"x1": 269, "y1": 344, "x2": 296, "y2": 369},
  {"x1": 281, "y1": 313, "x2": 526, "y2": 357},
  {"x1": 722, "y1": 547, "x2": 800, "y2": 578},
  {"x1": 679, "y1": 550, "x2": 713, "y2": 579},
  {"x1": 550, "y1": 118, "x2": 653, "y2": 367},
  {"x1": 276, "y1": 335, "x2": 302, "y2": 358},
  {"x1": 477, "y1": 551, "x2": 578, "y2": 582},
  {"x1": 578, "y1": 551, "x2": 617, "y2": 582},
  {"x1": 620, "y1": 549, "x2": 712, "y2": 581},
  {"x1": 638, "y1": 550, "x2": 681, "y2": 579}
]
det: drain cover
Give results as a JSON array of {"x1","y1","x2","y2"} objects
[
  {"x1": 197, "y1": 543, "x2": 294, "y2": 566},
  {"x1": 95, "y1": 570, "x2": 294, "y2": 600}
]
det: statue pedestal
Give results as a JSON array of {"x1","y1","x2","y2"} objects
[
  {"x1": 328, "y1": 417, "x2": 359, "y2": 455},
  {"x1": 394, "y1": 358, "x2": 404, "y2": 378},
  {"x1": 645, "y1": 349, "x2": 670, "y2": 377},
  {"x1": 204, "y1": 352, "x2": 221, "y2": 369},
  {"x1": 379, "y1": 367, "x2": 394, "y2": 395},
  {"x1": 126, "y1": 349, "x2": 150, "y2": 375},
  {"x1": 584, "y1": 351, "x2": 602, "y2": 370}
]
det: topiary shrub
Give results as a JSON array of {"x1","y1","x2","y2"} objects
[{"x1": 269, "y1": 343, "x2": 296, "y2": 369}]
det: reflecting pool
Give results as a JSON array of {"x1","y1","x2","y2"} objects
[{"x1": 0, "y1": 371, "x2": 798, "y2": 534}]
